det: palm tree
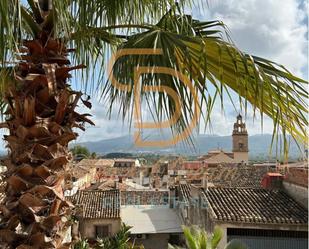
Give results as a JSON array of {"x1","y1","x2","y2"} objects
[
  {"x1": 74, "y1": 239, "x2": 90, "y2": 249},
  {"x1": 73, "y1": 224, "x2": 143, "y2": 249},
  {"x1": 0, "y1": 0, "x2": 307, "y2": 248},
  {"x1": 95, "y1": 224, "x2": 142, "y2": 249},
  {"x1": 168, "y1": 226, "x2": 247, "y2": 249}
]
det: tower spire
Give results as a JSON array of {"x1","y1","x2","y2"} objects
[{"x1": 232, "y1": 114, "x2": 249, "y2": 164}]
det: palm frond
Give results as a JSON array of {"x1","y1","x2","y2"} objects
[
  {"x1": 21, "y1": 6, "x2": 41, "y2": 37},
  {"x1": 69, "y1": 0, "x2": 192, "y2": 28},
  {"x1": 211, "y1": 227, "x2": 222, "y2": 249},
  {"x1": 183, "y1": 226, "x2": 198, "y2": 249},
  {"x1": 27, "y1": 0, "x2": 44, "y2": 24},
  {"x1": 104, "y1": 11, "x2": 307, "y2": 154},
  {"x1": 224, "y1": 239, "x2": 248, "y2": 249},
  {"x1": 199, "y1": 229, "x2": 208, "y2": 248},
  {"x1": 0, "y1": 0, "x2": 22, "y2": 64}
]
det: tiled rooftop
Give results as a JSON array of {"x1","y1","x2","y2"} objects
[
  {"x1": 95, "y1": 159, "x2": 115, "y2": 167},
  {"x1": 69, "y1": 190, "x2": 120, "y2": 219},
  {"x1": 179, "y1": 184, "x2": 191, "y2": 204},
  {"x1": 77, "y1": 159, "x2": 99, "y2": 167},
  {"x1": 121, "y1": 190, "x2": 169, "y2": 205},
  {"x1": 203, "y1": 187, "x2": 308, "y2": 225},
  {"x1": 201, "y1": 150, "x2": 234, "y2": 160},
  {"x1": 168, "y1": 163, "x2": 277, "y2": 188},
  {"x1": 206, "y1": 165, "x2": 274, "y2": 188},
  {"x1": 72, "y1": 165, "x2": 90, "y2": 179},
  {"x1": 97, "y1": 166, "x2": 150, "y2": 179},
  {"x1": 182, "y1": 161, "x2": 204, "y2": 170},
  {"x1": 114, "y1": 158, "x2": 136, "y2": 163}
]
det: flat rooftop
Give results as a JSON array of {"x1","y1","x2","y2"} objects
[{"x1": 121, "y1": 205, "x2": 182, "y2": 234}]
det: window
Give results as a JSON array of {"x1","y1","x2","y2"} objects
[
  {"x1": 169, "y1": 234, "x2": 180, "y2": 245},
  {"x1": 95, "y1": 225, "x2": 109, "y2": 238},
  {"x1": 135, "y1": 234, "x2": 148, "y2": 239},
  {"x1": 239, "y1": 143, "x2": 244, "y2": 149},
  {"x1": 227, "y1": 228, "x2": 308, "y2": 238}
]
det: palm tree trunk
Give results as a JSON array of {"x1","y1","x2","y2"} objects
[{"x1": 0, "y1": 14, "x2": 93, "y2": 249}]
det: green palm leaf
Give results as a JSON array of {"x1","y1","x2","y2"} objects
[
  {"x1": 211, "y1": 227, "x2": 222, "y2": 249},
  {"x1": 224, "y1": 240, "x2": 248, "y2": 249},
  {"x1": 106, "y1": 10, "x2": 307, "y2": 154},
  {"x1": 183, "y1": 226, "x2": 199, "y2": 249}
]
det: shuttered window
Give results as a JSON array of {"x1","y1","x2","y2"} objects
[{"x1": 95, "y1": 225, "x2": 109, "y2": 238}]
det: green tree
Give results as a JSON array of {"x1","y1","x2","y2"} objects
[
  {"x1": 74, "y1": 239, "x2": 90, "y2": 249},
  {"x1": 90, "y1": 152, "x2": 97, "y2": 159},
  {"x1": 73, "y1": 224, "x2": 143, "y2": 249},
  {"x1": 95, "y1": 224, "x2": 140, "y2": 249},
  {"x1": 70, "y1": 145, "x2": 91, "y2": 159},
  {"x1": 0, "y1": 0, "x2": 307, "y2": 248},
  {"x1": 168, "y1": 226, "x2": 247, "y2": 249}
]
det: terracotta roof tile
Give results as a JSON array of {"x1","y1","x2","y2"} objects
[
  {"x1": 114, "y1": 158, "x2": 136, "y2": 163},
  {"x1": 121, "y1": 190, "x2": 168, "y2": 205},
  {"x1": 72, "y1": 166, "x2": 90, "y2": 178},
  {"x1": 203, "y1": 187, "x2": 308, "y2": 225},
  {"x1": 76, "y1": 159, "x2": 99, "y2": 169},
  {"x1": 95, "y1": 159, "x2": 115, "y2": 167},
  {"x1": 179, "y1": 184, "x2": 191, "y2": 204},
  {"x1": 69, "y1": 190, "x2": 120, "y2": 219},
  {"x1": 207, "y1": 165, "x2": 274, "y2": 188}
]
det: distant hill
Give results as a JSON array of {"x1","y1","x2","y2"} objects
[{"x1": 76, "y1": 134, "x2": 305, "y2": 159}]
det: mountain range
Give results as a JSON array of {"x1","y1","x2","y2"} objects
[{"x1": 76, "y1": 134, "x2": 305, "y2": 159}]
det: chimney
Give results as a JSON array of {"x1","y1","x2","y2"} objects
[
  {"x1": 114, "y1": 180, "x2": 119, "y2": 189},
  {"x1": 139, "y1": 171, "x2": 144, "y2": 186},
  {"x1": 261, "y1": 173, "x2": 283, "y2": 189},
  {"x1": 202, "y1": 173, "x2": 208, "y2": 189}
]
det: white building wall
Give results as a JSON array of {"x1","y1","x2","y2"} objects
[
  {"x1": 283, "y1": 181, "x2": 308, "y2": 209},
  {"x1": 80, "y1": 218, "x2": 121, "y2": 239},
  {"x1": 233, "y1": 152, "x2": 249, "y2": 164}
]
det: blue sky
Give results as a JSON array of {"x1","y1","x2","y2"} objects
[
  {"x1": 0, "y1": 0, "x2": 308, "y2": 150},
  {"x1": 70, "y1": 0, "x2": 308, "y2": 146}
]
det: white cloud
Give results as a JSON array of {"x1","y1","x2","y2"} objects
[
  {"x1": 202, "y1": 0, "x2": 308, "y2": 77},
  {"x1": 73, "y1": 100, "x2": 131, "y2": 144},
  {"x1": 60, "y1": 0, "x2": 309, "y2": 144},
  {"x1": 198, "y1": 100, "x2": 275, "y2": 136}
]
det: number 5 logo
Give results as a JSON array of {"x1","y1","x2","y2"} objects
[{"x1": 107, "y1": 49, "x2": 201, "y2": 147}]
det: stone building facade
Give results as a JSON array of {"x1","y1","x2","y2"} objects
[
  {"x1": 232, "y1": 114, "x2": 249, "y2": 164},
  {"x1": 69, "y1": 190, "x2": 121, "y2": 242},
  {"x1": 198, "y1": 114, "x2": 249, "y2": 165}
]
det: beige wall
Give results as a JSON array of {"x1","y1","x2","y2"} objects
[
  {"x1": 233, "y1": 152, "x2": 249, "y2": 164},
  {"x1": 205, "y1": 153, "x2": 235, "y2": 164},
  {"x1": 79, "y1": 218, "x2": 121, "y2": 239},
  {"x1": 75, "y1": 175, "x2": 87, "y2": 189},
  {"x1": 204, "y1": 151, "x2": 249, "y2": 164}
]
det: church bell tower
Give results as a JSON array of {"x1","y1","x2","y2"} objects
[{"x1": 232, "y1": 115, "x2": 249, "y2": 164}]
